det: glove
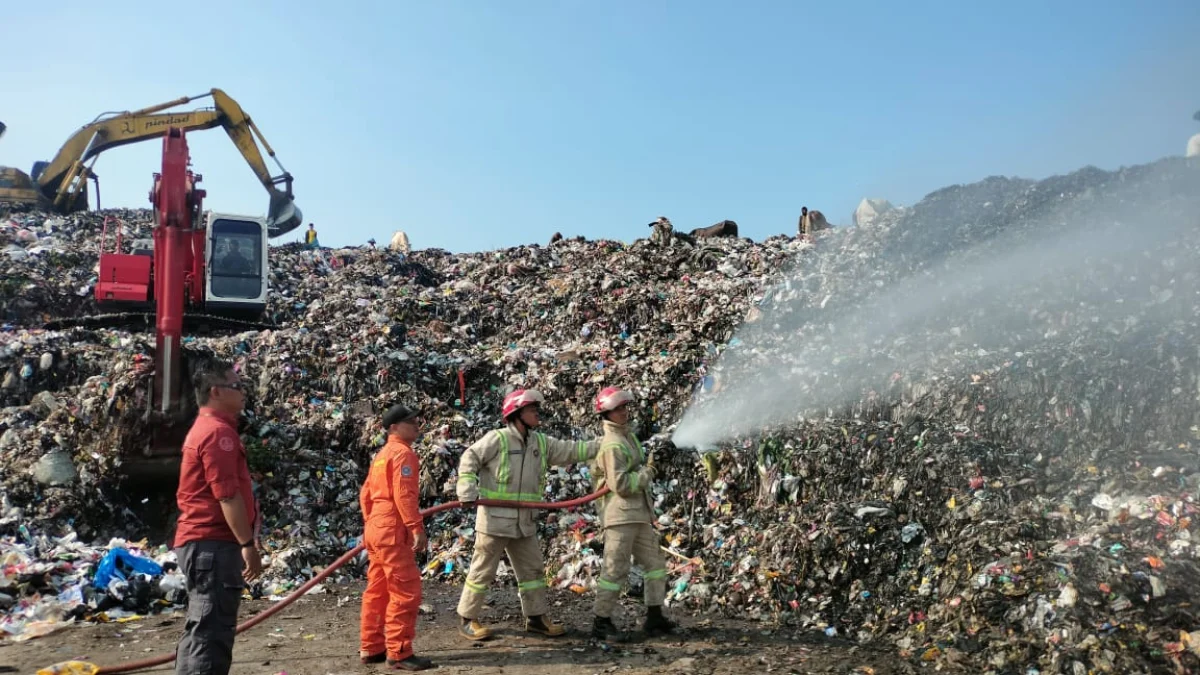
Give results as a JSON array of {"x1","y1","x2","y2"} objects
[{"x1": 642, "y1": 463, "x2": 657, "y2": 482}]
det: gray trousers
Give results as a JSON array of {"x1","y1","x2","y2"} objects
[{"x1": 174, "y1": 540, "x2": 243, "y2": 675}]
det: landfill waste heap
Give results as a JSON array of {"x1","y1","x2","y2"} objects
[{"x1": 3, "y1": 155, "x2": 1200, "y2": 673}]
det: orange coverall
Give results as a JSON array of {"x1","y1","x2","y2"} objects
[{"x1": 359, "y1": 434, "x2": 425, "y2": 661}]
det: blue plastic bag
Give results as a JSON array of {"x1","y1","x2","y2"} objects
[{"x1": 92, "y1": 547, "x2": 163, "y2": 589}]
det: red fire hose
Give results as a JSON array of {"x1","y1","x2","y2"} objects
[{"x1": 90, "y1": 488, "x2": 610, "y2": 674}]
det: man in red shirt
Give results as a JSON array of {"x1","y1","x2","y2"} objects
[
  {"x1": 173, "y1": 360, "x2": 262, "y2": 675},
  {"x1": 358, "y1": 404, "x2": 434, "y2": 671}
]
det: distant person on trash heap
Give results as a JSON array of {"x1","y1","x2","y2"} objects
[
  {"x1": 172, "y1": 360, "x2": 262, "y2": 675},
  {"x1": 454, "y1": 389, "x2": 603, "y2": 640},
  {"x1": 649, "y1": 216, "x2": 674, "y2": 248},
  {"x1": 589, "y1": 386, "x2": 680, "y2": 641},
  {"x1": 358, "y1": 404, "x2": 435, "y2": 671},
  {"x1": 797, "y1": 206, "x2": 829, "y2": 239},
  {"x1": 305, "y1": 223, "x2": 319, "y2": 248}
]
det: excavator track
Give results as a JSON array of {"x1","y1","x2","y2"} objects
[{"x1": 43, "y1": 311, "x2": 279, "y2": 333}]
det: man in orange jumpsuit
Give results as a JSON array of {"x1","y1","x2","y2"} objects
[{"x1": 359, "y1": 404, "x2": 434, "y2": 671}]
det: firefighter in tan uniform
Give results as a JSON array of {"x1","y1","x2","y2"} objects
[
  {"x1": 590, "y1": 386, "x2": 680, "y2": 641},
  {"x1": 455, "y1": 388, "x2": 602, "y2": 640}
]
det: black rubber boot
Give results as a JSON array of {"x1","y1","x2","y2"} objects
[
  {"x1": 592, "y1": 616, "x2": 630, "y2": 642},
  {"x1": 387, "y1": 654, "x2": 435, "y2": 671},
  {"x1": 644, "y1": 605, "x2": 680, "y2": 637}
]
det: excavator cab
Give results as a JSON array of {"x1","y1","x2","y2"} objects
[
  {"x1": 205, "y1": 211, "x2": 269, "y2": 321},
  {"x1": 0, "y1": 167, "x2": 39, "y2": 195},
  {"x1": 0, "y1": 121, "x2": 53, "y2": 209}
]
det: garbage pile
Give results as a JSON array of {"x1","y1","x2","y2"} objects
[
  {"x1": 680, "y1": 156, "x2": 1200, "y2": 449},
  {"x1": 0, "y1": 205, "x2": 802, "y2": 631},
  {"x1": 663, "y1": 155, "x2": 1200, "y2": 672},
  {"x1": 0, "y1": 511, "x2": 186, "y2": 642},
  {"x1": 3, "y1": 156, "x2": 1200, "y2": 672}
]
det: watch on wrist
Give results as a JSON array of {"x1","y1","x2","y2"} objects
[{"x1": 240, "y1": 540, "x2": 254, "y2": 548}]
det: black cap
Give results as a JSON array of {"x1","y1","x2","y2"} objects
[{"x1": 382, "y1": 404, "x2": 419, "y2": 428}]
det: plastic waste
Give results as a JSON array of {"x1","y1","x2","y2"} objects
[
  {"x1": 92, "y1": 547, "x2": 163, "y2": 589},
  {"x1": 36, "y1": 662, "x2": 98, "y2": 675}
]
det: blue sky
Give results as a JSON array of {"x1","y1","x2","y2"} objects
[{"x1": 3, "y1": 1, "x2": 1198, "y2": 252}]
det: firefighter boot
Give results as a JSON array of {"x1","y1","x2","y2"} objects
[
  {"x1": 387, "y1": 654, "x2": 434, "y2": 671},
  {"x1": 592, "y1": 616, "x2": 630, "y2": 642},
  {"x1": 644, "y1": 605, "x2": 680, "y2": 637},
  {"x1": 525, "y1": 614, "x2": 567, "y2": 637},
  {"x1": 459, "y1": 615, "x2": 493, "y2": 641}
]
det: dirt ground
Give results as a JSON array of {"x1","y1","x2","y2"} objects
[{"x1": 2, "y1": 582, "x2": 913, "y2": 675}]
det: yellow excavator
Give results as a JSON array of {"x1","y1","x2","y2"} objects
[{"x1": 0, "y1": 88, "x2": 302, "y2": 236}]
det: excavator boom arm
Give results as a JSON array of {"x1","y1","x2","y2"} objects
[
  {"x1": 32, "y1": 89, "x2": 301, "y2": 236},
  {"x1": 34, "y1": 110, "x2": 224, "y2": 198},
  {"x1": 208, "y1": 89, "x2": 302, "y2": 237}
]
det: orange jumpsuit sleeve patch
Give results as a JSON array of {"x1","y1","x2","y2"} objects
[{"x1": 392, "y1": 449, "x2": 425, "y2": 536}]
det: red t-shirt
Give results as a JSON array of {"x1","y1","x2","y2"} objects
[{"x1": 173, "y1": 407, "x2": 259, "y2": 548}]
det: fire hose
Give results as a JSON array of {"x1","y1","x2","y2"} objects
[{"x1": 85, "y1": 488, "x2": 611, "y2": 675}]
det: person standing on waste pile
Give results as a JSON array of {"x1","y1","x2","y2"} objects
[
  {"x1": 172, "y1": 360, "x2": 262, "y2": 675},
  {"x1": 304, "y1": 223, "x2": 319, "y2": 248},
  {"x1": 589, "y1": 386, "x2": 680, "y2": 641},
  {"x1": 797, "y1": 207, "x2": 811, "y2": 238},
  {"x1": 649, "y1": 216, "x2": 674, "y2": 248},
  {"x1": 358, "y1": 404, "x2": 435, "y2": 671},
  {"x1": 455, "y1": 388, "x2": 602, "y2": 640},
  {"x1": 798, "y1": 206, "x2": 830, "y2": 239}
]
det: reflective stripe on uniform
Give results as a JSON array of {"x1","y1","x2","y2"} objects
[
  {"x1": 488, "y1": 430, "x2": 549, "y2": 501},
  {"x1": 465, "y1": 580, "x2": 488, "y2": 594},
  {"x1": 602, "y1": 442, "x2": 628, "y2": 460},
  {"x1": 458, "y1": 472, "x2": 478, "y2": 484},
  {"x1": 518, "y1": 579, "x2": 547, "y2": 591},
  {"x1": 496, "y1": 431, "x2": 511, "y2": 484},
  {"x1": 597, "y1": 578, "x2": 622, "y2": 592},
  {"x1": 479, "y1": 488, "x2": 543, "y2": 501},
  {"x1": 644, "y1": 568, "x2": 667, "y2": 580},
  {"x1": 602, "y1": 439, "x2": 644, "y2": 467},
  {"x1": 535, "y1": 432, "x2": 548, "y2": 494}
]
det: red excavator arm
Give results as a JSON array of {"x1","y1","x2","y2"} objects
[
  {"x1": 92, "y1": 127, "x2": 207, "y2": 417},
  {"x1": 149, "y1": 127, "x2": 206, "y2": 416}
]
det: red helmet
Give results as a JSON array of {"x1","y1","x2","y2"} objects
[
  {"x1": 595, "y1": 386, "x2": 634, "y2": 414},
  {"x1": 502, "y1": 389, "x2": 545, "y2": 419}
]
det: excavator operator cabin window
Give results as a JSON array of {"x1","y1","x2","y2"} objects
[{"x1": 210, "y1": 218, "x2": 264, "y2": 300}]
